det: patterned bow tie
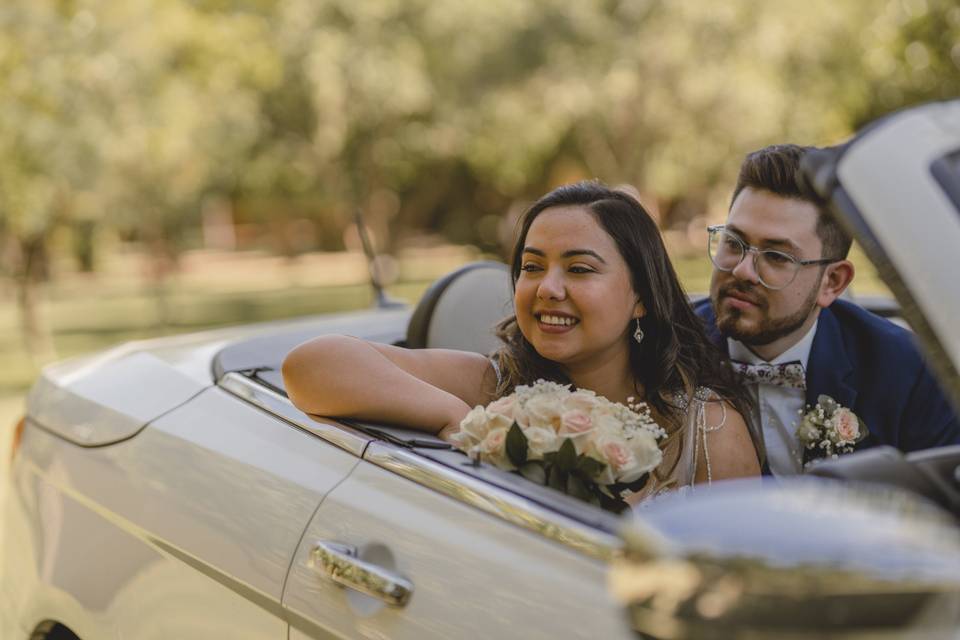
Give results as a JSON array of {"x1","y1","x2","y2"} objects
[{"x1": 731, "y1": 360, "x2": 806, "y2": 390}]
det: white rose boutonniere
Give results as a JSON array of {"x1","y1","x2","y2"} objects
[
  {"x1": 449, "y1": 379, "x2": 666, "y2": 512},
  {"x1": 795, "y1": 395, "x2": 867, "y2": 467}
]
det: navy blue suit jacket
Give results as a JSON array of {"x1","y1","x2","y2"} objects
[{"x1": 695, "y1": 298, "x2": 960, "y2": 453}]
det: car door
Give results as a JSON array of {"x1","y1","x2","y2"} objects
[
  {"x1": 283, "y1": 442, "x2": 635, "y2": 640},
  {"x1": 4, "y1": 378, "x2": 365, "y2": 640}
]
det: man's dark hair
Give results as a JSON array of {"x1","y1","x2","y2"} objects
[{"x1": 731, "y1": 144, "x2": 852, "y2": 260}]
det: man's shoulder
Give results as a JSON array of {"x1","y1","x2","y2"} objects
[
  {"x1": 826, "y1": 299, "x2": 920, "y2": 362},
  {"x1": 692, "y1": 296, "x2": 713, "y2": 319}
]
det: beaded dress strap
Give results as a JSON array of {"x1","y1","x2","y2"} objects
[{"x1": 489, "y1": 358, "x2": 503, "y2": 387}]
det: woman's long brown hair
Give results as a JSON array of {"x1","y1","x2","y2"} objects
[{"x1": 492, "y1": 181, "x2": 754, "y2": 480}]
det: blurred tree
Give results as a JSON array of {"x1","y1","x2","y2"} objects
[
  {"x1": 2, "y1": 0, "x2": 959, "y2": 353},
  {"x1": 0, "y1": 1, "x2": 112, "y2": 360},
  {"x1": 92, "y1": 0, "x2": 280, "y2": 324}
]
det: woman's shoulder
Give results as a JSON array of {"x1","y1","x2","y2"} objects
[{"x1": 671, "y1": 386, "x2": 719, "y2": 410}]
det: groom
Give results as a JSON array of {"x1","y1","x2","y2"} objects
[{"x1": 695, "y1": 144, "x2": 960, "y2": 475}]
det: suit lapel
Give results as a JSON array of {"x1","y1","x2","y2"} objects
[
  {"x1": 805, "y1": 306, "x2": 857, "y2": 410},
  {"x1": 699, "y1": 303, "x2": 729, "y2": 355}
]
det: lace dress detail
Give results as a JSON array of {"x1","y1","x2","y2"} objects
[{"x1": 632, "y1": 386, "x2": 727, "y2": 504}]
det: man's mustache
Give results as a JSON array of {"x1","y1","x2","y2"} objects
[{"x1": 718, "y1": 282, "x2": 767, "y2": 310}]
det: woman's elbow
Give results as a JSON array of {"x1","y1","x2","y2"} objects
[{"x1": 281, "y1": 336, "x2": 341, "y2": 413}]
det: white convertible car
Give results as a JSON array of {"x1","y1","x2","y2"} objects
[{"x1": 4, "y1": 102, "x2": 960, "y2": 640}]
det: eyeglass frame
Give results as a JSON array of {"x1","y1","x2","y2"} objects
[{"x1": 706, "y1": 224, "x2": 842, "y2": 290}]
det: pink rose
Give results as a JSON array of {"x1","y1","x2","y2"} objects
[
  {"x1": 603, "y1": 440, "x2": 633, "y2": 471},
  {"x1": 487, "y1": 396, "x2": 516, "y2": 420},
  {"x1": 833, "y1": 408, "x2": 860, "y2": 444},
  {"x1": 559, "y1": 410, "x2": 594, "y2": 437},
  {"x1": 478, "y1": 427, "x2": 513, "y2": 469}
]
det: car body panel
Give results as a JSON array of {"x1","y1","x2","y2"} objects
[
  {"x1": 4, "y1": 384, "x2": 363, "y2": 638},
  {"x1": 284, "y1": 454, "x2": 633, "y2": 640},
  {"x1": 26, "y1": 350, "x2": 211, "y2": 447}
]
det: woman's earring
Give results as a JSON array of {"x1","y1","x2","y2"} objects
[{"x1": 633, "y1": 318, "x2": 644, "y2": 345}]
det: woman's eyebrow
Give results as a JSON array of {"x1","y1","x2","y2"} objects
[
  {"x1": 563, "y1": 249, "x2": 606, "y2": 263},
  {"x1": 522, "y1": 247, "x2": 607, "y2": 263}
]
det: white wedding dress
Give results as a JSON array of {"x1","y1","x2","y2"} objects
[{"x1": 629, "y1": 386, "x2": 730, "y2": 504}]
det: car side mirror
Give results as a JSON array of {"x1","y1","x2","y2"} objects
[{"x1": 611, "y1": 478, "x2": 960, "y2": 639}]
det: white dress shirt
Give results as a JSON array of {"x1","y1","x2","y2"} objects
[{"x1": 728, "y1": 320, "x2": 818, "y2": 476}]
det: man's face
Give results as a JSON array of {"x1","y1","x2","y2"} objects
[{"x1": 709, "y1": 188, "x2": 826, "y2": 352}]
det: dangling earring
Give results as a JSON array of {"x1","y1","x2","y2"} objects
[{"x1": 633, "y1": 318, "x2": 644, "y2": 345}]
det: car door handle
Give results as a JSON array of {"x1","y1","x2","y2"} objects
[{"x1": 310, "y1": 541, "x2": 414, "y2": 607}]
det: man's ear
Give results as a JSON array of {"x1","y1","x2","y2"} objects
[{"x1": 817, "y1": 260, "x2": 855, "y2": 308}]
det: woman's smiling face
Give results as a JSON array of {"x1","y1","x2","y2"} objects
[{"x1": 515, "y1": 205, "x2": 644, "y2": 371}]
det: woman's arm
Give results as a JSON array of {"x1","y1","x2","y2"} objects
[
  {"x1": 695, "y1": 400, "x2": 761, "y2": 483},
  {"x1": 281, "y1": 335, "x2": 496, "y2": 435}
]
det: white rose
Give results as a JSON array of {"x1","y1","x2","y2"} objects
[
  {"x1": 563, "y1": 390, "x2": 597, "y2": 414},
  {"x1": 524, "y1": 426, "x2": 560, "y2": 460},
  {"x1": 450, "y1": 406, "x2": 490, "y2": 449},
  {"x1": 524, "y1": 393, "x2": 564, "y2": 431},
  {"x1": 625, "y1": 429, "x2": 663, "y2": 478},
  {"x1": 591, "y1": 412, "x2": 623, "y2": 436}
]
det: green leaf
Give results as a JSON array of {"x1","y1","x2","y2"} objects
[
  {"x1": 566, "y1": 474, "x2": 592, "y2": 501},
  {"x1": 576, "y1": 454, "x2": 606, "y2": 478},
  {"x1": 505, "y1": 423, "x2": 528, "y2": 467},
  {"x1": 556, "y1": 438, "x2": 577, "y2": 472},
  {"x1": 548, "y1": 467, "x2": 567, "y2": 492},
  {"x1": 519, "y1": 461, "x2": 547, "y2": 485}
]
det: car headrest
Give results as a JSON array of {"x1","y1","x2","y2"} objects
[{"x1": 406, "y1": 261, "x2": 513, "y2": 354}]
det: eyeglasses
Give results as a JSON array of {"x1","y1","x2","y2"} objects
[{"x1": 707, "y1": 225, "x2": 841, "y2": 290}]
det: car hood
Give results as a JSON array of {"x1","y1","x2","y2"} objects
[{"x1": 27, "y1": 308, "x2": 410, "y2": 446}]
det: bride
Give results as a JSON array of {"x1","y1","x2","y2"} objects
[{"x1": 283, "y1": 181, "x2": 760, "y2": 500}]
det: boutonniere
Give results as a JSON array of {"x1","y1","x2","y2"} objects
[{"x1": 795, "y1": 395, "x2": 867, "y2": 467}]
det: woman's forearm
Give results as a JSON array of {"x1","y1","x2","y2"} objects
[{"x1": 281, "y1": 335, "x2": 471, "y2": 434}]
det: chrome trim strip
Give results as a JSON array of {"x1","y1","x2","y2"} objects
[
  {"x1": 364, "y1": 442, "x2": 623, "y2": 561},
  {"x1": 218, "y1": 372, "x2": 370, "y2": 457}
]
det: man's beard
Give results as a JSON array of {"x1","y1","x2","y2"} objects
[{"x1": 714, "y1": 281, "x2": 819, "y2": 346}]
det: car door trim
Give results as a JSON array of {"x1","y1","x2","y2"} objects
[
  {"x1": 364, "y1": 442, "x2": 623, "y2": 561},
  {"x1": 225, "y1": 373, "x2": 623, "y2": 561},
  {"x1": 218, "y1": 372, "x2": 371, "y2": 457}
]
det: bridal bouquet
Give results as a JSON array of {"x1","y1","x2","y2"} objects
[{"x1": 449, "y1": 380, "x2": 666, "y2": 511}]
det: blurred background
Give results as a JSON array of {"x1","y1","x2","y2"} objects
[{"x1": 1, "y1": 0, "x2": 959, "y2": 431}]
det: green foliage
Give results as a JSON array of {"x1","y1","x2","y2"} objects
[
  {"x1": 0, "y1": 0, "x2": 952, "y2": 352},
  {"x1": 505, "y1": 422, "x2": 528, "y2": 467}
]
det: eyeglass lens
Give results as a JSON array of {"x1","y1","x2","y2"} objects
[{"x1": 708, "y1": 229, "x2": 799, "y2": 289}]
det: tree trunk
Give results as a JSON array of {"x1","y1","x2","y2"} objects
[{"x1": 14, "y1": 236, "x2": 55, "y2": 365}]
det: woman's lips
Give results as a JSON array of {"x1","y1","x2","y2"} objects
[{"x1": 535, "y1": 313, "x2": 579, "y2": 333}]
